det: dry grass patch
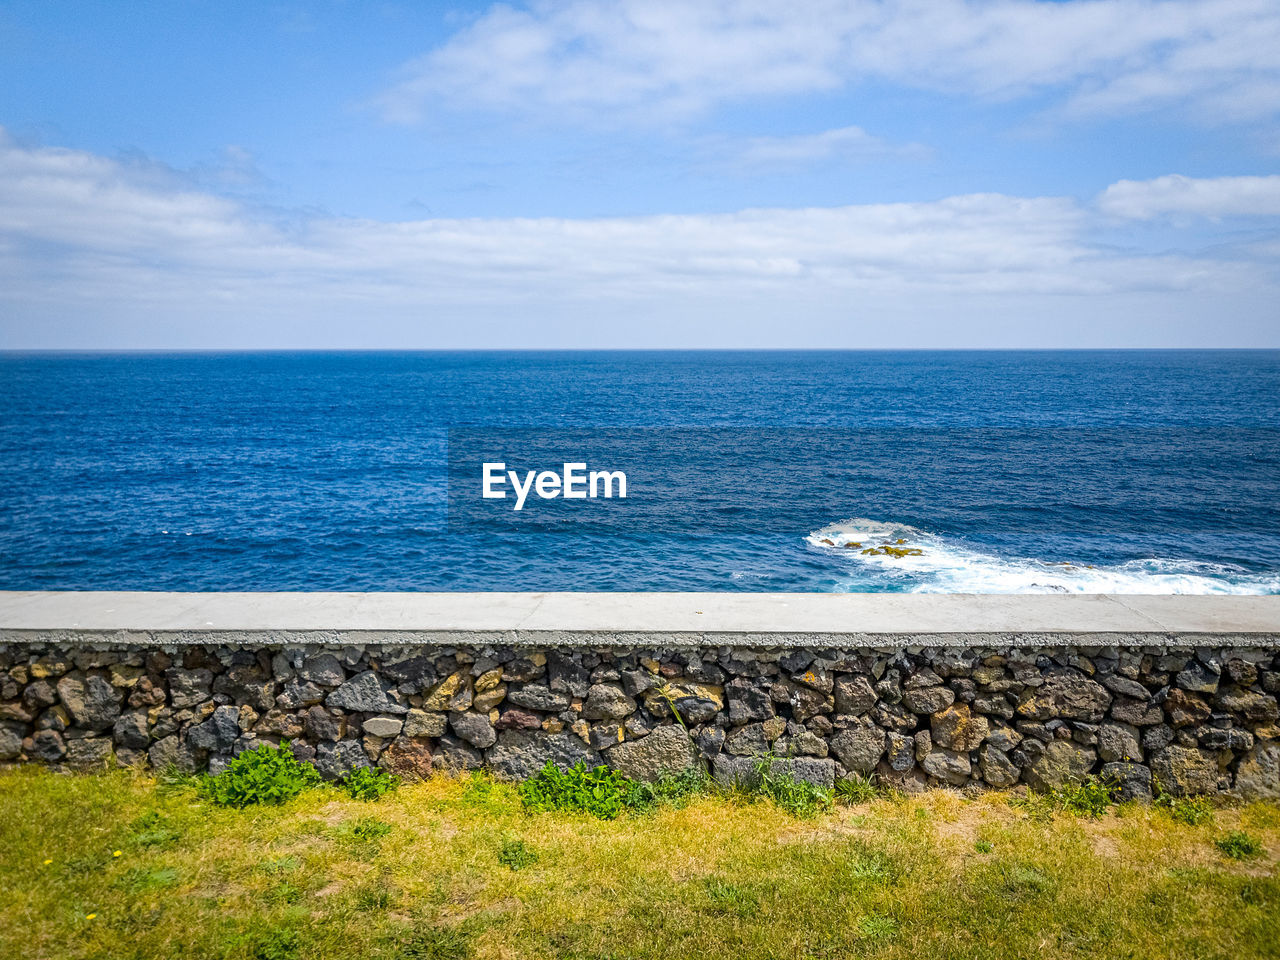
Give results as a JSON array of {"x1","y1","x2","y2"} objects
[{"x1": 0, "y1": 766, "x2": 1277, "y2": 960}]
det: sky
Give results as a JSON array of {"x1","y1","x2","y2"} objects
[{"x1": 1, "y1": 0, "x2": 1278, "y2": 349}]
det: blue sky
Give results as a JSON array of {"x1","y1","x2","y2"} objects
[{"x1": 1, "y1": 0, "x2": 1278, "y2": 348}]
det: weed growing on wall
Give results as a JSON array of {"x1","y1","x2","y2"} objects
[
  {"x1": 515, "y1": 756, "x2": 839, "y2": 821},
  {"x1": 200, "y1": 742, "x2": 320, "y2": 807},
  {"x1": 752, "y1": 757, "x2": 833, "y2": 817},
  {"x1": 1009, "y1": 776, "x2": 1116, "y2": 820},
  {"x1": 647, "y1": 676, "x2": 689, "y2": 733},
  {"x1": 834, "y1": 773, "x2": 881, "y2": 804},
  {"x1": 626, "y1": 767, "x2": 714, "y2": 811},
  {"x1": 342, "y1": 766, "x2": 398, "y2": 801},
  {"x1": 183, "y1": 743, "x2": 401, "y2": 809},
  {"x1": 516, "y1": 763, "x2": 726, "y2": 819},
  {"x1": 1154, "y1": 792, "x2": 1216, "y2": 826},
  {"x1": 518, "y1": 761, "x2": 638, "y2": 819},
  {"x1": 1052, "y1": 775, "x2": 1116, "y2": 818}
]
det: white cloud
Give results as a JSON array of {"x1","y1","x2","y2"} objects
[
  {"x1": 376, "y1": 0, "x2": 1280, "y2": 126},
  {"x1": 715, "y1": 125, "x2": 927, "y2": 170},
  {"x1": 0, "y1": 132, "x2": 1276, "y2": 347},
  {"x1": 1098, "y1": 173, "x2": 1280, "y2": 219}
]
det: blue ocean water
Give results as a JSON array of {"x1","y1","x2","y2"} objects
[{"x1": 1, "y1": 350, "x2": 1278, "y2": 593}]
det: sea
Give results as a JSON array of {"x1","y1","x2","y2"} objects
[{"x1": 1, "y1": 350, "x2": 1278, "y2": 594}]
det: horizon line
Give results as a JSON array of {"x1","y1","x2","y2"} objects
[{"x1": 4, "y1": 346, "x2": 1280, "y2": 356}]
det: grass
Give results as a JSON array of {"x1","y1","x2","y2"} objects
[
  {"x1": 497, "y1": 836, "x2": 537, "y2": 871},
  {"x1": 1156, "y1": 793, "x2": 1217, "y2": 826},
  {"x1": 1217, "y1": 830, "x2": 1264, "y2": 861},
  {"x1": 342, "y1": 767, "x2": 399, "y2": 802},
  {"x1": 835, "y1": 773, "x2": 883, "y2": 804},
  {"x1": 198, "y1": 742, "x2": 321, "y2": 808},
  {"x1": 1, "y1": 766, "x2": 1278, "y2": 960},
  {"x1": 751, "y1": 758, "x2": 833, "y2": 817},
  {"x1": 517, "y1": 761, "x2": 639, "y2": 819},
  {"x1": 1008, "y1": 776, "x2": 1116, "y2": 821},
  {"x1": 1051, "y1": 775, "x2": 1115, "y2": 818}
]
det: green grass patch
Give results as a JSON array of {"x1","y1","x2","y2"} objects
[
  {"x1": 847, "y1": 844, "x2": 896, "y2": 884},
  {"x1": 225, "y1": 923, "x2": 302, "y2": 960},
  {"x1": 347, "y1": 816, "x2": 393, "y2": 842},
  {"x1": 1216, "y1": 830, "x2": 1264, "y2": 860},
  {"x1": 125, "y1": 810, "x2": 182, "y2": 849},
  {"x1": 856, "y1": 913, "x2": 900, "y2": 941},
  {"x1": 256, "y1": 855, "x2": 301, "y2": 875},
  {"x1": 113, "y1": 866, "x2": 180, "y2": 894},
  {"x1": 497, "y1": 837, "x2": 537, "y2": 871},
  {"x1": 395, "y1": 924, "x2": 471, "y2": 960},
  {"x1": 702, "y1": 877, "x2": 759, "y2": 917},
  {"x1": 628, "y1": 766, "x2": 714, "y2": 810}
]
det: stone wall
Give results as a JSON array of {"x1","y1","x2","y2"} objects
[{"x1": 2, "y1": 640, "x2": 1278, "y2": 800}]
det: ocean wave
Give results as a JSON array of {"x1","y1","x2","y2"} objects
[{"x1": 806, "y1": 518, "x2": 1280, "y2": 595}]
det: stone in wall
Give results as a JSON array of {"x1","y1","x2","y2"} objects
[
  {"x1": 1235, "y1": 742, "x2": 1280, "y2": 800},
  {"x1": 607, "y1": 725, "x2": 697, "y2": 782},
  {"x1": 0, "y1": 640, "x2": 1276, "y2": 799}
]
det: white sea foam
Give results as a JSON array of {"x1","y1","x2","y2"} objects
[{"x1": 806, "y1": 518, "x2": 1280, "y2": 595}]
